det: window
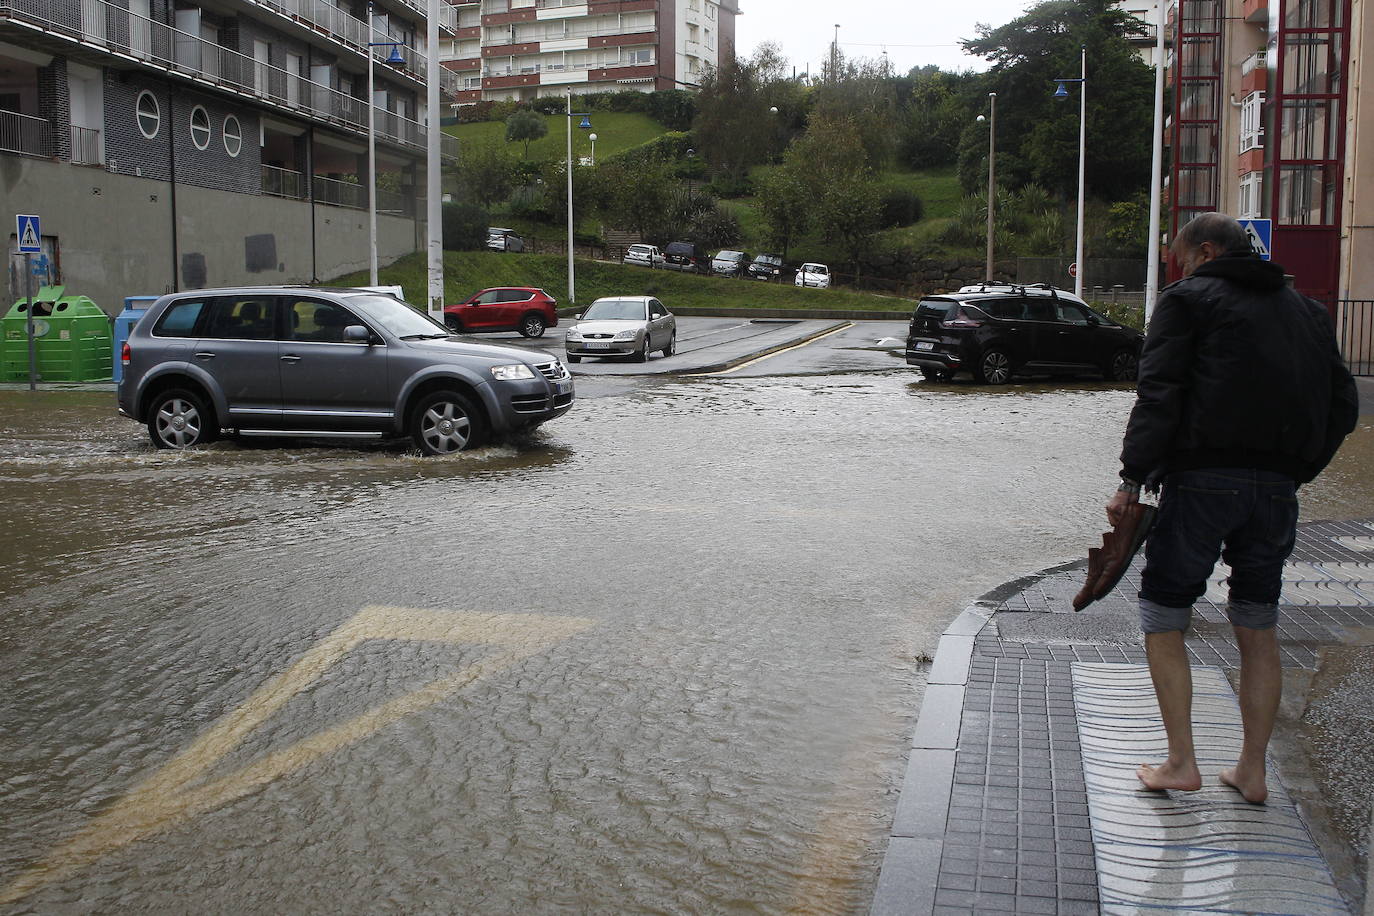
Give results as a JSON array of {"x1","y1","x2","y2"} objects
[
  {"x1": 206, "y1": 297, "x2": 278, "y2": 340},
  {"x1": 153, "y1": 299, "x2": 206, "y2": 336},
  {"x1": 985, "y1": 299, "x2": 1026, "y2": 320},
  {"x1": 1024, "y1": 300, "x2": 1055, "y2": 321},
  {"x1": 222, "y1": 114, "x2": 242, "y2": 157},
  {"x1": 1239, "y1": 171, "x2": 1263, "y2": 218},
  {"x1": 1056, "y1": 303, "x2": 1091, "y2": 325},
  {"x1": 649, "y1": 300, "x2": 665, "y2": 318},
  {"x1": 287, "y1": 299, "x2": 364, "y2": 343},
  {"x1": 189, "y1": 105, "x2": 211, "y2": 150},
  {"x1": 706, "y1": 2, "x2": 716, "y2": 19},
  {"x1": 1240, "y1": 91, "x2": 1265, "y2": 152},
  {"x1": 136, "y1": 89, "x2": 160, "y2": 139},
  {"x1": 687, "y1": 23, "x2": 699, "y2": 42},
  {"x1": 705, "y1": 28, "x2": 714, "y2": 50},
  {"x1": 627, "y1": 48, "x2": 652, "y2": 65}
]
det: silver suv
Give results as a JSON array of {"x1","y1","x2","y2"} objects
[{"x1": 117, "y1": 287, "x2": 574, "y2": 454}]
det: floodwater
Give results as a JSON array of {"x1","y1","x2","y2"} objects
[{"x1": 1, "y1": 376, "x2": 1370, "y2": 914}]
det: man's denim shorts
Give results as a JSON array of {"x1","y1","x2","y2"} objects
[{"x1": 1138, "y1": 468, "x2": 1298, "y2": 633}]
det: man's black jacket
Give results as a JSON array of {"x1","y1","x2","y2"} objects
[{"x1": 1121, "y1": 252, "x2": 1359, "y2": 485}]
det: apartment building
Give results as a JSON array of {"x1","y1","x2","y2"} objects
[
  {"x1": 1163, "y1": 0, "x2": 1373, "y2": 302},
  {"x1": 438, "y1": 0, "x2": 738, "y2": 105},
  {"x1": 1, "y1": 0, "x2": 455, "y2": 308},
  {"x1": 1117, "y1": 0, "x2": 1166, "y2": 68}
]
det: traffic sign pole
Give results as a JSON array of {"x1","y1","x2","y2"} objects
[{"x1": 24, "y1": 253, "x2": 36, "y2": 390}]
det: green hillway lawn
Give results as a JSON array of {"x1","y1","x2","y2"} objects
[
  {"x1": 331, "y1": 251, "x2": 913, "y2": 313},
  {"x1": 443, "y1": 112, "x2": 668, "y2": 163}
]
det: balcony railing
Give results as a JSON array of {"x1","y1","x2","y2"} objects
[
  {"x1": 1242, "y1": 49, "x2": 1267, "y2": 76},
  {"x1": 313, "y1": 174, "x2": 367, "y2": 209},
  {"x1": 70, "y1": 124, "x2": 100, "y2": 163},
  {"x1": 262, "y1": 163, "x2": 306, "y2": 198},
  {"x1": 0, "y1": 0, "x2": 433, "y2": 152},
  {"x1": 0, "y1": 109, "x2": 52, "y2": 158}
]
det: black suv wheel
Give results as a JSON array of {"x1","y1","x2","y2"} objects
[{"x1": 975, "y1": 349, "x2": 1013, "y2": 385}]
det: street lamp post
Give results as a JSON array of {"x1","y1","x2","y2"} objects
[
  {"x1": 1145, "y1": 0, "x2": 1167, "y2": 322},
  {"x1": 977, "y1": 92, "x2": 997, "y2": 283},
  {"x1": 1053, "y1": 46, "x2": 1087, "y2": 298},
  {"x1": 365, "y1": 1, "x2": 406, "y2": 287},
  {"x1": 425, "y1": 0, "x2": 442, "y2": 320},
  {"x1": 588, "y1": 132, "x2": 597, "y2": 166},
  {"x1": 565, "y1": 88, "x2": 591, "y2": 308}
]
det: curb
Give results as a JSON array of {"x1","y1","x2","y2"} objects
[
  {"x1": 869, "y1": 561, "x2": 1080, "y2": 916},
  {"x1": 566, "y1": 321, "x2": 852, "y2": 378},
  {"x1": 557, "y1": 306, "x2": 908, "y2": 321}
]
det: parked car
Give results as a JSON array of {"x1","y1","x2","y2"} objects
[
  {"x1": 663, "y1": 241, "x2": 709, "y2": 274},
  {"x1": 747, "y1": 253, "x2": 785, "y2": 281},
  {"x1": 563, "y1": 296, "x2": 676, "y2": 363},
  {"x1": 904, "y1": 285, "x2": 1144, "y2": 384},
  {"x1": 711, "y1": 250, "x2": 750, "y2": 278},
  {"x1": 623, "y1": 244, "x2": 665, "y2": 269},
  {"x1": 118, "y1": 287, "x2": 574, "y2": 455},
  {"x1": 444, "y1": 287, "x2": 558, "y2": 338},
  {"x1": 794, "y1": 263, "x2": 831, "y2": 289},
  {"x1": 486, "y1": 228, "x2": 525, "y2": 253}
]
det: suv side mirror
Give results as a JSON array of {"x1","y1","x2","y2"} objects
[
  {"x1": 344, "y1": 325, "x2": 371, "y2": 343},
  {"x1": 1086, "y1": 315, "x2": 1101, "y2": 326}
]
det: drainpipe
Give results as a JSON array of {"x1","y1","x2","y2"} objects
[{"x1": 167, "y1": 79, "x2": 179, "y2": 292}]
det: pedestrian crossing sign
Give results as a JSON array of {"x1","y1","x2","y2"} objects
[
  {"x1": 16, "y1": 214, "x2": 41, "y2": 253},
  {"x1": 1240, "y1": 218, "x2": 1271, "y2": 261}
]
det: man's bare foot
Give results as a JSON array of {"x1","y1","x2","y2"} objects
[
  {"x1": 1136, "y1": 761, "x2": 1202, "y2": 792},
  {"x1": 1219, "y1": 766, "x2": 1268, "y2": 804}
]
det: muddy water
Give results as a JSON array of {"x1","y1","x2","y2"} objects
[{"x1": 1, "y1": 379, "x2": 1370, "y2": 914}]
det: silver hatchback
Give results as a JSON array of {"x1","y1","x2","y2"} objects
[
  {"x1": 563, "y1": 296, "x2": 676, "y2": 363},
  {"x1": 117, "y1": 287, "x2": 574, "y2": 454}
]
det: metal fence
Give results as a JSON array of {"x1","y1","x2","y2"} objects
[
  {"x1": 69, "y1": 125, "x2": 100, "y2": 164},
  {"x1": 313, "y1": 175, "x2": 366, "y2": 210},
  {"x1": 1335, "y1": 300, "x2": 1374, "y2": 376},
  {"x1": 0, "y1": 109, "x2": 51, "y2": 158},
  {"x1": 262, "y1": 164, "x2": 306, "y2": 199}
]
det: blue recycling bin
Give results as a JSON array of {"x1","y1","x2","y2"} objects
[{"x1": 113, "y1": 296, "x2": 159, "y2": 383}]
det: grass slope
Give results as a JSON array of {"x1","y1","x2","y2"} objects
[
  {"x1": 443, "y1": 112, "x2": 668, "y2": 163},
  {"x1": 332, "y1": 251, "x2": 911, "y2": 312}
]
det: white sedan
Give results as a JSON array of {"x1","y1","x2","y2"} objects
[
  {"x1": 564, "y1": 296, "x2": 677, "y2": 363},
  {"x1": 795, "y1": 262, "x2": 831, "y2": 289},
  {"x1": 622, "y1": 244, "x2": 665, "y2": 269}
]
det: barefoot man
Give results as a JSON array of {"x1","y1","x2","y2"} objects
[{"x1": 1107, "y1": 212, "x2": 1358, "y2": 803}]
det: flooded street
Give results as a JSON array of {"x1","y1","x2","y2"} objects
[{"x1": 2, "y1": 370, "x2": 1371, "y2": 914}]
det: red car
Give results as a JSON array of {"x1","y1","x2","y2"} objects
[{"x1": 444, "y1": 287, "x2": 558, "y2": 338}]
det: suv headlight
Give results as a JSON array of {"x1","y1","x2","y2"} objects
[
  {"x1": 613, "y1": 330, "x2": 639, "y2": 340},
  {"x1": 491, "y1": 364, "x2": 535, "y2": 381}
]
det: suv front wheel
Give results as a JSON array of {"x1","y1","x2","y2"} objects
[
  {"x1": 147, "y1": 388, "x2": 217, "y2": 449},
  {"x1": 411, "y1": 390, "x2": 487, "y2": 455},
  {"x1": 974, "y1": 349, "x2": 1013, "y2": 385},
  {"x1": 519, "y1": 313, "x2": 546, "y2": 338}
]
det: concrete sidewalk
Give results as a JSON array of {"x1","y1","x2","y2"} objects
[{"x1": 874, "y1": 517, "x2": 1374, "y2": 915}]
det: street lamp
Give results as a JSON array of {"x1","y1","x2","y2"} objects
[
  {"x1": 588, "y1": 132, "x2": 597, "y2": 166},
  {"x1": 1145, "y1": 0, "x2": 1167, "y2": 321},
  {"x1": 977, "y1": 92, "x2": 997, "y2": 283},
  {"x1": 366, "y1": 1, "x2": 406, "y2": 286},
  {"x1": 565, "y1": 88, "x2": 591, "y2": 308},
  {"x1": 1052, "y1": 46, "x2": 1087, "y2": 298}
]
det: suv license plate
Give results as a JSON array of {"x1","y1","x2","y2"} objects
[
  {"x1": 916, "y1": 341, "x2": 935, "y2": 351},
  {"x1": 555, "y1": 379, "x2": 572, "y2": 394}
]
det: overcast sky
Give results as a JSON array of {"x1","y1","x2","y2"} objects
[{"x1": 732, "y1": 0, "x2": 1036, "y2": 76}]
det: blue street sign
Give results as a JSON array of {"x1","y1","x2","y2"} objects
[
  {"x1": 16, "y1": 214, "x2": 41, "y2": 253},
  {"x1": 1239, "y1": 218, "x2": 1272, "y2": 261}
]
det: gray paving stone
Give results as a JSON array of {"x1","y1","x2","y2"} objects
[
  {"x1": 911, "y1": 684, "x2": 965, "y2": 750},
  {"x1": 892, "y1": 749, "x2": 956, "y2": 840},
  {"x1": 928, "y1": 634, "x2": 976, "y2": 686},
  {"x1": 871, "y1": 837, "x2": 943, "y2": 916}
]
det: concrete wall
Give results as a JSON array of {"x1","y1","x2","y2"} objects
[{"x1": 1, "y1": 155, "x2": 419, "y2": 311}]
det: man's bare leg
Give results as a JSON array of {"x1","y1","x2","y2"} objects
[
  {"x1": 1138, "y1": 629, "x2": 1203, "y2": 791},
  {"x1": 1219, "y1": 625, "x2": 1280, "y2": 804}
]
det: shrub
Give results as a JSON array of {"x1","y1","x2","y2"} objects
[
  {"x1": 441, "y1": 202, "x2": 490, "y2": 251},
  {"x1": 706, "y1": 174, "x2": 753, "y2": 199},
  {"x1": 879, "y1": 188, "x2": 925, "y2": 228}
]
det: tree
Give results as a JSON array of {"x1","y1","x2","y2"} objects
[
  {"x1": 592, "y1": 155, "x2": 675, "y2": 240},
  {"x1": 756, "y1": 166, "x2": 812, "y2": 259},
  {"x1": 783, "y1": 116, "x2": 884, "y2": 275},
  {"x1": 692, "y1": 43, "x2": 793, "y2": 182},
  {"x1": 811, "y1": 49, "x2": 903, "y2": 168},
  {"x1": 453, "y1": 140, "x2": 517, "y2": 207},
  {"x1": 505, "y1": 109, "x2": 548, "y2": 158},
  {"x1": 960, "y1": 0, "x2": 1154, "y2": 201}
]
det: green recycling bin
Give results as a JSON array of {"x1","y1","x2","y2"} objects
[{"x1": 1, "y1": 286, "x2": 113, "y2": 382}]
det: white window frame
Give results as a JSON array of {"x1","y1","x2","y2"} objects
[
  {"x1": 1238, "y1": 171, "x2": 1263, "y2": 219},
  {"x1": 189, "y1": 105, "x2": 211, "y2": 150},
  {"x1": 1240, "y1": 91, "x2": 1265, "y2": 153},
  {"x1": 136, "y1": 89, "x2": 160, "y2": 139},
  {"x1": 223, "y1": 114, "x2": 242, "y2": 157},
  {"x1": 627, "y1": 48, "x2": 653, "y2": 65}
]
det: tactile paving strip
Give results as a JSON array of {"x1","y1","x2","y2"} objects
[{"x1": 1072, "y1": 663, "x2": 1347, "y2": 915}]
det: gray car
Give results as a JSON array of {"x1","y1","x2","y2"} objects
[
  {"x1": 563, "y1": 296, "x2": 676, "y2": 363},
  {"x1": 117, "y1": 287, "x2": 573, "y2": 455}
]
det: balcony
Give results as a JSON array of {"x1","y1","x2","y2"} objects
[
  {"x1": 69, "y1": 124, "x2": 100, "y2": 164},
  {"x1": 262, "y1": 163, "x2": 307, "y2": 198},
  {"x1": 248, "y1": 0, "x2": 428, "y2": 82},
  {"x1": 1243, "y1": 0, "x2": 1268, "y2": 24},
  {"x1": 0, "y1": 109, "x2": 52, "y2": 158},
  {"x1": 313, "y1": 174, "x2": 366, "y2": 209},
  {"x1": 0, "y1": 0, "x2": 434, "y2": 153}
]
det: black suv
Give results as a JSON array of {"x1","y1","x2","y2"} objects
[
  {"x1": 747, "y1": 253, "x2": 785, "y2": 281},
  {"x1": 663, "y1": 241, "x2": 709, "y2": 274},
  {"x1": 905, "y1": 286, "x2": 1143, "y2": 384}
]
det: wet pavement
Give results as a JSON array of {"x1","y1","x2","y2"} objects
[{"x1": 2, "y1": 332, "x2": 1372, "y2": 913}]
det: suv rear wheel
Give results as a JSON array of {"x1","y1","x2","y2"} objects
[
  {"x1": 1108, "y1": 349, "x2": 1139, "y2": 382},
  {"x1": 148, "y1": 388, "x2": 217, "y2": 449},
  {"x1": 975, "y1": 349, "x2": 1012, "y2": 385},
  {"x1": 444, "y1": 315, "x2": 463, "y2": 333},
  {"x1": 519, "y1": 313, "x2": 546, "y2": 338},
  {"x1": 411, "y1": 390, "x2": 486, "y2": 455}
]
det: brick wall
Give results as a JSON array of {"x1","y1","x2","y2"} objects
[{"x1": 37, "y1": 57, "x2": 72, "y2": 161}]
